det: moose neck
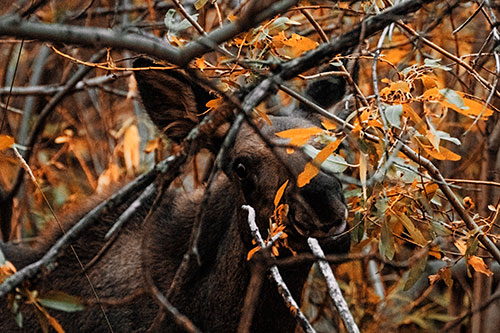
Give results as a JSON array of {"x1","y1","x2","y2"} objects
[{"x1": 147, "y1": 176, "x2": 312, "y2": 332}]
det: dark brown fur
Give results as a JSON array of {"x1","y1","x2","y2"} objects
[{"x1": 0, "y1": 58, "x2": 349, "y2": 332}]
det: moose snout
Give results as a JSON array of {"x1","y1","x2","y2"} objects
[{"x1": 293, "y1": 172, "x2": 347, "y2": 238}]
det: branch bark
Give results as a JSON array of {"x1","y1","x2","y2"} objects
[{"x1": 0, "y1": 0, "x2": 299, "y2": 66}]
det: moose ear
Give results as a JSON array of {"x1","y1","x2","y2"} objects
[
  {"x1": 302, "y1": 63, "x2": 347, "y2": 110},
  {"x1": 133, "y1": 58, "x2": 214, "y2": 143}
]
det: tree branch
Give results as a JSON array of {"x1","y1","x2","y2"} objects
[
  {"x1": 0, "y1": 0, "x2": 299, "y2": 66},
  {"x1": 242, "y1": 205, "x2": 316, "y2": 333},
  {"x1": 307, "y1": 238, "x2": 360, "y2": 333}
]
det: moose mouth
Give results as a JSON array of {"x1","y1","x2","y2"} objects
[{"x1": 288, "y1": 207, "x2": 348, "y2": 239}]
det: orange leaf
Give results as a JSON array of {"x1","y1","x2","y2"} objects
[
  {"x1": 124, "y1": 125, "x2": 140, "y2": 176},
  {"x1": 272, "y1": 32, "x2": 318, "y2": 58},
  {"x1": 204, "y1": 97, "x2": 223, "y2": 114},
  {"x1": 274, "y1": 180, "x2": 289, "y2": 207},
  {"x1": 321, "y1": 119, "x2": 337, "y2": 130},
  {"x1": 297, "y1": 140, "x2": 339, "y2": 187},
  {"x1": 275, "y1": 127, "x2": 323, "y2": 154},
  {"x1": 0, "y1": 135, "x2": 14, "y2": 151},
  {"x1": 247, "y1": 246, "x2": 261, "y2": 261},
  {"x1": 468, "y1": 255, "x2": 493, "y2": 276},
  {"x1": 458, "y1": 92, "x2": 495, "y2": 119},
  {"x1": 195, "y1": 58, "x2": 206, "y2": 71},
  {"x1": 421, "y1": 144, "x2": 461, "y2": 161}
]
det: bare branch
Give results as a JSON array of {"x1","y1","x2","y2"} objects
[
  {"x1": 307, "y1": 238, "x2": 359, "y2": 333},
  {"x1": 242, "y1": 205, "x2": 316, "y2": 333},
  {"x1": 0, "y1": 72, "x2": 130, "y2": 96}
]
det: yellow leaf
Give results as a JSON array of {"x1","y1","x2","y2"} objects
[
  {"x1": 0, "y1": 135, "x2": 14, "y2": 151},
  {"x1": 424, "y1": 88, "x2": 495, "y2": 119},
  {"x1": 297, "y1": 162, "x2": 319, "y2": 188},
  {"x1": 468, "y1": 255, "x2": 493, "y2": 276},
  {"x1": 390, "y1": 81, "x2": 411, "y2": 93},
  {"x1": 274, "y1": 180, "x2": 289, "y2": 207},
  {"x1": 297, "y1": 140, "x2": 340, "y2": 187},
  {"x1": 194, "y1": 0, "x2": 209, "y2": 10},
  {"x1": 124, "y1": 125, "x2": 140, "y2": 176},
  {"x1": 416, "y1": 137, "x2": 461, "y2": 161}
]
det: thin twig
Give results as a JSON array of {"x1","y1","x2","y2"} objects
[{"x1": 242, "y1": 205, "x2": 316, "y2": 333}]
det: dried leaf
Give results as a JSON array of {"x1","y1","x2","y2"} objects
[
  {"x1": 379, "y1": 218, "x2": 395, "y2": 261},
  {"x1": 397, "y1": 213, "x2": 427, "y2": 246},
  {"x1": 404, "y1": 252, "x2": 428, "y2": 290},
  {"x1": 454, "y1": 239, "x2": 467, "y2": 255},
  {"x1": 384, "y1": 104, "x2": 403, "y2": 128},
  {"x1": 468, "y1": 255, "x2": 493, "y2": 276}
]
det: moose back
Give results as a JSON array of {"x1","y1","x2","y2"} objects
[{"x1": 0, "y1": 58, "x2": 350, "y2": 332}]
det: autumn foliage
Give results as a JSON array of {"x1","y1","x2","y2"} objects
[{"x1": 1, "y1": 0, "x2": 500, "y2": 332}]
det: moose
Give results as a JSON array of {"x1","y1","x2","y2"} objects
[{"x1": 0, "y1": 58, "x2": 350, "y2": 332}]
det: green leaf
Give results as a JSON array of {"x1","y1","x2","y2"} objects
[
  {"x1": 440, "y1": 88, "x2": 468, "y2": 111},
  {"x1": 351, "y1": 213, "x2": 364, "y2": 243},
  {"x1": 379, "y1": 217, "x2": 395, "y2": 261},
  {"x1": 383, "y1": 104, "x2": 403, "y2": 128},
  {"x1": 424, "y1": 58, "x2": 451, "y2": 71},
  {"x1": 0, "y1": 248, "x2": 5, "y2": 266},
  {"x1": 397, "y1": 213, "x2": 427, "y2": 246},
  {"x1": 38, "y1": 291, "x2": 85, "y2": 313},
  {"x1": 436, "y1": 130, "x2": 461, "y2": 146},
  {"x1": 403, "y1": 252, "x2": 428, "y2": 291},
  {"x1": 164, "y1": 9, "x2": 198, "y2": 35},
  {"x1": 267, "y1": 17, "x2": 301, "y2": 34},
  {"x1": 303, "y1": 145, "x2": 348, "y2": 173}
]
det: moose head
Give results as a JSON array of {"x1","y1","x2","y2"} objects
[{"x1": 0, "y1": 58, "x2": 350, "y2": 333}]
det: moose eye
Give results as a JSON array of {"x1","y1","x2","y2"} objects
[{"x1": 234, "y1": 162, "x2": 248, "y2": 180}]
